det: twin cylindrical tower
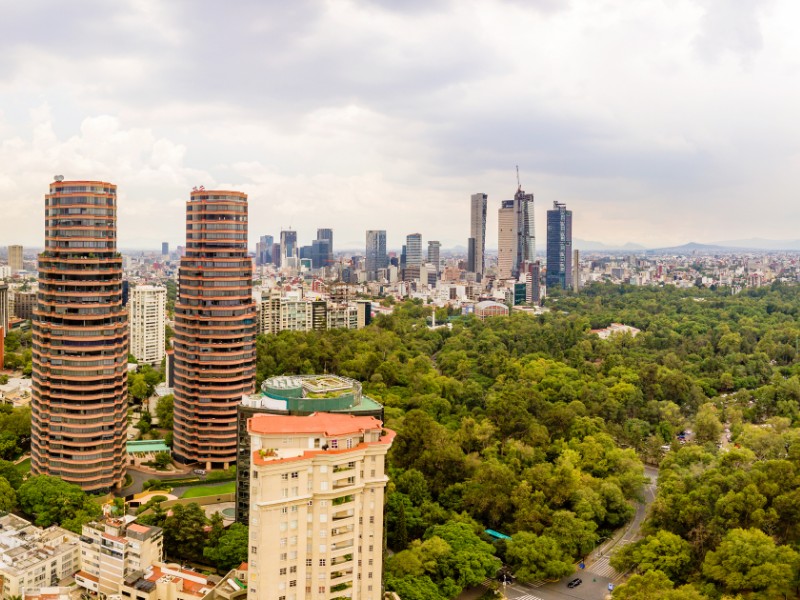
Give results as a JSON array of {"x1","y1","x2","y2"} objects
[{"x1": 31, "y1": 182, "x2": 255, "y2": 491}]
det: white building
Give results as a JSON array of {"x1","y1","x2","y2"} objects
[
  {"x1": 0, "y1": 514, "x2": 81, "y2": 598},
  {"x1": 75, "y1": 515, "x2": 163, "y2": 598},
  {"x1": 129, "y1": 285, "x2": 166, "y2": 365},
  {"x1": 247, "y1": 413, "x2": 395, "y2": 600}
]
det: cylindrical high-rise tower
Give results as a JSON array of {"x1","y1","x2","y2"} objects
[
  {"x1": 31, "y1": 179, "x2": 127, "y2": 492},
  {"x1": 172, "y1": 190, "x2": 256, "y2": 468}
]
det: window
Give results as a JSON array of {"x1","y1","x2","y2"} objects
[
  {"x1": 320, "y1": 482, "x2": 328, "y2": 491},
  {"x1": 279, "y1": 568, "x2": 287, "y2": 575},
  {"x1": 319, "y1": 558, "x2": 326, "y2": 566},
  {"x1": 370, "y1": 516, "x2": 375, "y2": 524},
  {"x1": 290, "y1": 566, "x2": 297, "y2": 574},
  {"x1": 251, "y1": 546, "x2": 257, "y2": 554},
  {"x1": 329, "y1": 439, "x2": 338, "y2": 449},
  {"x1": 280, "y1": 553, "x2": 287, "y2": 561},
  {"x1": 282, "y1": 488, "x2": 289, "y2": 498},
  {"x1": 306, "y1": 559, "x2": 312, "y2": 567},
  {"x1": 281, "y1": 507, "x2": 288, "y2": 514},
  {"x1": 281, "y1": 473, "x2": 289, "y2": 480},
  {"x1": 291, "y1": 471, "x2": 299, "y2": 479}
]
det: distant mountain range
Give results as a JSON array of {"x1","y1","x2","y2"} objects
[{"x1": 573, "y1": 239, "x2": 646, "y2": 251}]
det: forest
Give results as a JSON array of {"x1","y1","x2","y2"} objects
[
  {"x1": 4, "y1": 282, "x2": 800, "y2": 597},
  {"x1": 255, "y1": 282, "x2": 800, "y2": 599}
]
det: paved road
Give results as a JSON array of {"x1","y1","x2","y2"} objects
[{"x1": 116, "y1": 467, "x2": 197, "y2": 497}]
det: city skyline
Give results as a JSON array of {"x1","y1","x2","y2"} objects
[{"x1": 1, "y1": 2, "x2": 799, "y2": 249}]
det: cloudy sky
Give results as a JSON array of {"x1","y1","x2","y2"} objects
[{"x1": 1, "y1": 0, "x2": 798, "y2": 251}]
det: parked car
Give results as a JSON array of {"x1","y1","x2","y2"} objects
[
  {"x1": 567, "y1": 578, "x2": 582, "y2": 589},
  {"x1": 193, "y1": 469, "x2": 206, "y2": 475}
]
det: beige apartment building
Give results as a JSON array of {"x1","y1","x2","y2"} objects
[
  {"x1": 75, "y1": 515, "x2": 163, "y2": 598},
  {"x1": 246, "y1": 413, "x2": 395, "y2": 600},
  {"x1": 129, "y1": 285, "x2": 167, "y2": 365},
  {"x1": 497, "y1": 200, "x2": 516, "y2": 280},
  {"x1": 0, "y1": 514, "x2": 81, "y2": 599},
  {"x1": 8, "y1": 245, "x2": 23, "y2": 273}
]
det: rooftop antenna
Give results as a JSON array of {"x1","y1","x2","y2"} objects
[{"x1": 516, "y1": 165, "x2": 521, "y2": 191}]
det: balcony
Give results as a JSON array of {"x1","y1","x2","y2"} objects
[{"x1": 332, "y1": 476, "x2": 356, "y2": 491}]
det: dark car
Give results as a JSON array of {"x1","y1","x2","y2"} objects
[
  {"x1": 497, "y1": 569, "x2": 514, "y2": 585},
  {"x1": 567, "y1": 578, "x2": 582, "y2": 589}
]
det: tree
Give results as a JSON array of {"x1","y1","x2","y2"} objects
[
  {"x1": 610, "y1": 531, "x2": 693, "y2": 581},
  {"x1": 543, "y1": 510, "x2": 598, "y2": 559},
  {"x1": 506, "y1": 532, "x2": 574, "y2": 583},
  {"x1": 203, "y1": 523, "x2": 249, "y2": 572},
  {"x1": 0, "y1": 476, "x2": 16, "y2": 512},
  {"x1": 129, "y1": 374, "x2": 150, "y2": 403},
  {"x1": 17, "y1": 475, "x2": 100, "y2": 531},
  {"x1": 163, "y1": 503, "x2": 208, "y2": 562},
  {"x1": 611, "y1": 570, "x2": 708, "y2": 600},
  {"x1": 702, "y1": 528, "x2": 800, "y2": 596},
  {"x1": 694, "y1": 403, "x2": 723, "y2": 444},
  {"x1": 0, "y1": 460, "x2": 22, "y2": 489},
  {"x1": 156, "y1": 394, "x2": 174, "y2": 429},
  {"x1": 429, "y1": 521, "x2": 501, "y2": 590},
  {"x1": 153, "y1": 452, "x2": 172, "y2": 469}
]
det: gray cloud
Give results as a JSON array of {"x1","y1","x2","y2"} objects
[{"x1": 0, "y1": 0, "x2": 799, "y2": 250}]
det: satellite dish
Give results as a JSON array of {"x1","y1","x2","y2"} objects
[{"x1": 54, "y1": 175, "x2": 64, "y2": 182}]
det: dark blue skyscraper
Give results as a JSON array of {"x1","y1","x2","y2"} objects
[{"x1": 546, "y1": 201, "x2": 572, "y2": 290}]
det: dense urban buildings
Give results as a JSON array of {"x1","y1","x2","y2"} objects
[
  {"x1": 235, "y1": 374, "x2": 384, "y2": 523},
  {"x1": 246, "y1": 412, "x2": 394, "y2": 600},
  {"x1": 31, "y1": 179, "x2": 128, "y2": 491},
  {"x1": 468, "y1": 193, "x2": 487, "y2": 279},
  {"x1": 365, "y1": 230, "x2": 387, "y2": 280},
  {"x1": 546, "y1": 200, "x2": 573, "y2": 290},
  {"x1": 128, "y1": 284, "x2": 167, "y2": 365},
  {"x1": 172, "y1": 189, "x2": 257, "y2": 469},
  {"x1": 8, "y1": 244, "x2": 23, "y2": 273}
]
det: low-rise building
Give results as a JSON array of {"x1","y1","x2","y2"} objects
[
  {"x1": 76, "y1": 516, "x2": 163, "y2": 598},
  {"x1": 120, "y1": 562, "x2": 220, "y2": 600},
  {"x1": 0, "y1": 514, "x2": 80, "y2": 598}
]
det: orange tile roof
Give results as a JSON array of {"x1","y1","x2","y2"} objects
[
  {"x1": 127, "y1": 523, "x2": 150, "y2": 534},
  {"x1": 248, "y1": 412, "x2": 383, "y2": 436},
  {"x1": 238, "y1": 562, "x2": 248, "y2": 571},
  {"x1": 252, "y1": 428, "x2": 396, "y2": 467}
]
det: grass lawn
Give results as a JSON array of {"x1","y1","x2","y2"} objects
[
  {"x1": 15, "y1": 457, "x2": 31, "y2": 475},
  {"x1": 180, "y1": 481, "x2": 236, "y2": 499}
]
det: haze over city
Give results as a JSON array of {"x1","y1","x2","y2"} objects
[{"x1": 1, "y1": 0, "x2": 798, "y2": 249}]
